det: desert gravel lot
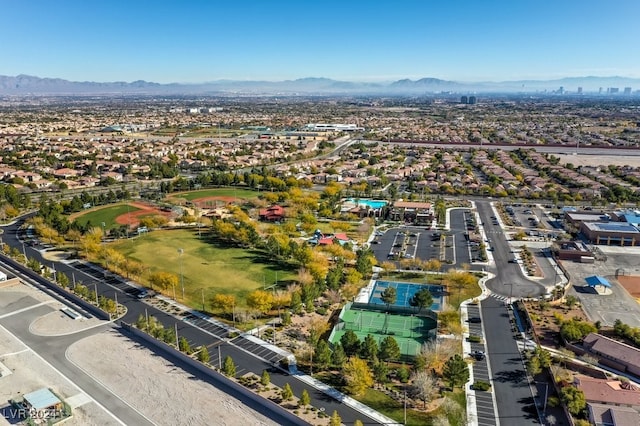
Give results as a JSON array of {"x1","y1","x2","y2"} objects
[
  {"x1": 556, "y1": 153, "x2": 640, "y2": 168},
  {"x1": 66, "y1": 329, "x2": 278, "y2": 426},
  {"x1": 1, "y1": 283, "x2": 277, "y2": 426}
]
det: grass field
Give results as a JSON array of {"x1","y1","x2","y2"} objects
[
  {"x1": 168, "y1": 188, "x2": 259, "y2": 201},
  {"x1": 72, "y1": 204, "x2": 142, "y2": 230},
  {"x1": 110, "y1": 229, "x2": 296, "y2": 309}
]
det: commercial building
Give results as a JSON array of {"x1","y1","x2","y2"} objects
[
  {"x1": 580, "y1": 222, "x2": 640, "y2": 246},
  {"x1": 388, "y1": 201, "x2": 433, "y2": 225}
]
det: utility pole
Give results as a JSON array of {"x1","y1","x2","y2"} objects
[{"x1": 178, "y1": 248, "x2": 184, "y2": 300}]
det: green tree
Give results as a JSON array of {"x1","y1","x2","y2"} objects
[
  {"x1": 315, "y1": 340, "x2": 332, "y2": 369},
  {"x1": 527, "y1": 355, "x2": 542, "y2": 376},
  {"x1": 535, "y1": 346, "x2": 552, "y2": 368},
  {"x1": 261, "y1": 369, "x2": 271, "y2": 386},
  {"x1": 178, "y1": 336, "x2": 192, "y2": 354},
  {"x1": 355, "y1": 247, "x2": 374, "y2": 276},
  {"x1": 379, "y1": 336, "x2": 400, "y2": 364},
  {"x1": 343, "y1": 357, "x2": 373, "y2": 396},
  {"x1": 223, "y1": 355, "x2": 236, "y2": 377},
  {"x1": 281, "y1": 383, "x2": 293, "y2": 401},
  {"x1": 353, "y1": 420, "x2": 364, "y2": 426},
  {"x1": 360, "y1": 334, "x2": 379, "y2": 362},
  {"x1": 372, "y1": 361, "x2": 389, "y2": 384},
  {"x1": 332, "y1": 342, "x2": 347, "y2": 367},
  {"x1": 290, "y1": 291, "x2": 302, "y2": 314},
  {"x1": 300, "y1": 389, "x2": 311, "y2": 408},
  {"x1": 443, "y1": 354, "x2": 470, "y2": 389},
  {"x1": 197, "y1": 345, "x2": 210, "y2": 363},
  {"x1": 27, "y1": 257, "x2": 42, "y2": 273},
  {"x1": 57, "y1": 272, "x2": 70, "y2": 288},
  {"x1": 329, "y1": 410, "x2": 342, "y2": 426},
  {"x1": 565, "y1": 295, "x2": 578, "y2": 308},
  {"x1": 340, "y1": 330, "x2": 361, "y2": 357},
  {"x1": 380, "y1": 287, "x2": 397, "y2": 310},
  {"x1": 560, "y1": 386, "x2": 587, "y2": 416},
  {"x1": 281, "y1": 311, "x2": 292, "y2": 326},
  {"x1": 396, "y1": 365, "x2": 411, "y2": 383},
  {"x1": 560, "y1": 318, "x2": 597, "y2": 342},
  {"x1": 410, "y1": 288, "x2": 434, "y2": 313},
  {"x1": 162, "y1": 327, "x2": 176, "y2": 345}
]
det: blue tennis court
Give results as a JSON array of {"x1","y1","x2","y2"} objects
[{"x1": 369, "y1": 280, "x2": 443, "y2": 311}]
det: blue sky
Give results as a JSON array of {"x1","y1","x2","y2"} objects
[{"x1": 2, "y1": 0, "x2": 639, "y2": 83}]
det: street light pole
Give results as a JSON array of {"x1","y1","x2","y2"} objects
[{"x1": 178, "y1": 248, "x2": 184, "y2": 300}]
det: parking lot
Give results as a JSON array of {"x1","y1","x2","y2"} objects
[
  {"x1": 500, "y1": 203, "x2": 561, "y2": 238},
  {"x1": 369, "y1": 208, "x2": 475, "y2": 268}
]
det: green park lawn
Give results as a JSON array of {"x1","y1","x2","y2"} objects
[
  {"x1": 169, "y1": 188, "x2": 259, "y2": 201},
  {"x1": 110, "y1": 229, "x2": 296, "y2": 310},
  {"x1": 72, "y1": 204, "x2": 142, "y2": 230}
]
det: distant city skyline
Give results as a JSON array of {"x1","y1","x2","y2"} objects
[{"x1": 2, "y1": 0, "x2": 639, "y2": 84}]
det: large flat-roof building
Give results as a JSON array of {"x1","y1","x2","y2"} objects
[
  {"x1": 581, "y1": 222, "x2": 640, "y2": 246},
  {"x1": 303, "y1": 123, "x2": 364, "y2": 132},
  {"x1": 564, "y1": 211, "x2": 610, "y2": 227}
]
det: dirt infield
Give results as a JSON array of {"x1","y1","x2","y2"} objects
[
  {"x1": 618, "y1": 275, "x2": 640, "y2": 300},
  {"x1": 114, "y1": 202, "x2": 172, "y2": 227},
  {"x1": 191, "y1": 196, "x2": 239, "y2": 208}
]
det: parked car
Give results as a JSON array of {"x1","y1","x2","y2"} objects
[
  {"x1": 469, "y1": 317, "x2": 482, "y2": 323},
  {"x1": 471, "y1": 350, "x2": 486, "y2": 360}
]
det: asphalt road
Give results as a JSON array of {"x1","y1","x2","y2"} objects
[
  {"x1": 1, "y1": 219, "x2": 385, "y2": 426},
  {"x1": 475, "y1": 200, "x2": 546, "y2": 299},
  {"x1": 0, "y1": 304, "x2": 154, "y2": 426},
  {"x1": 480, "y1": 297, "x2": 539, "y2": 425}
]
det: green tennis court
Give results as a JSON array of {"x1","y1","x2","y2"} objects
[{"x1": 329, "y1": 303, "x2": 437, "y2": 357}]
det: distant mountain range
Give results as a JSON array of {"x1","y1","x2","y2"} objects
[{"x1": 1, "y1": 74, "x2": 639, "y2": 96}]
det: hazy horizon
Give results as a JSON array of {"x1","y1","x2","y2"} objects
[{"x1": 2, "y1": 1, "x2": 639, "y2": 84}]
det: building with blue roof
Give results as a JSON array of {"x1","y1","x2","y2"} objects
[
  {"x1": 585, "y1": 275, "x2": 611, "y2": 289},
  {"x1": 23, "y1": 388, "x2": 63, "y2": 414}
]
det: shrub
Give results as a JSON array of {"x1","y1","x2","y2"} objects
[
  {"x1": 547, "y1": 396, "x2": 560, "y2": 408},
  {"x1": 472, "y1": 381, "x2": 491, "y2": 391}
]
